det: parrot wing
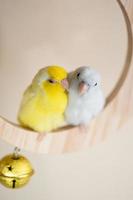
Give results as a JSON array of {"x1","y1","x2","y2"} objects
[{"x1": 21, "y1": 85, "x2": 37, "y2": 107}]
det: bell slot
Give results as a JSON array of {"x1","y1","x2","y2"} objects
[{"x1": 12, "y1": 179, "x2": 16, "y2": 188}]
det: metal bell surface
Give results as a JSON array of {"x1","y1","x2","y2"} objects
[{"x1": 0, "y1": 153, "x2": 34, "y2": 189}]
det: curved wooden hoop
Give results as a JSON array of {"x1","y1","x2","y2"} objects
[{"x1": 0, "y1": 0, "x2": 132, "y2": 154}]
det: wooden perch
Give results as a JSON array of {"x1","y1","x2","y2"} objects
[{"x1": 0, "y1": 0, "x2": 132, "y2": 154}]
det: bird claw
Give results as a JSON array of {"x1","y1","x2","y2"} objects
[
  {"x1": 78, "y1": 124, "x2": 89, "y2": 134},
  {"x1": 37, "y1": 132, "x2": 47, "y2": 142}
]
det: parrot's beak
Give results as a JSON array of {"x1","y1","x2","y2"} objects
[
  {"x1": 79, "y1": 81, "x2": 89, "y2": 95},
  {"x1": 61, "y1": 79, "x2": 69, "y2": 90}
]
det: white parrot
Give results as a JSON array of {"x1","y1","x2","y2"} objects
[{"x1": 65, "y1": 66, "x2": 105, "y2": 126}]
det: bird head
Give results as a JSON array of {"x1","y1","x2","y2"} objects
[
  {"x1": 33, "y1": 65, "x2": 68, "y2": 92},
  {"x1": 72, "y1": 66, "x2": 101, "y2": 96}
]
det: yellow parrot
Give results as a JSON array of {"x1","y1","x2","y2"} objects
[{"x1": 18, "y1": 66, "x2": 68, "y2": 133}]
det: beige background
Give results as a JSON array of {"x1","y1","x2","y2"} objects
[{"x1": 0, "y1": 0, "x2": 133, "y2": 199}]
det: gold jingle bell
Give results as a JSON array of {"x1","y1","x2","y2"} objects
[{"x1": 0, "y1": 147, "x2": 34, "y2": 189}]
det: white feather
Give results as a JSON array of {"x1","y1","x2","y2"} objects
[{"x1": 65, "y1": 66, "x2": 105, "y2": 125}]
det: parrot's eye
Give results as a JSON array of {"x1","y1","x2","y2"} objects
[
  {"x1": 94, "y1": 83, "x2": 97, "y2": 86},
  {"x1": 77, "y1": 73, "x2": 80, "y2": 79},
  {"x1": 48, "y1": 79, "x2": 55, "y2": 84}
]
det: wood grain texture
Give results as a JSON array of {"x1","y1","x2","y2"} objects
[{"x1": 0, "y1": 0, "x2": 132, "y2": 154}]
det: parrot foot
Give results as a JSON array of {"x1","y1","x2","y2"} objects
[
  {"x1": 37, "y1": 132, "x2": 47, "y2": 142},
  {"x1": 78, "y1": 124, "x2": 89, "y2": 134}
]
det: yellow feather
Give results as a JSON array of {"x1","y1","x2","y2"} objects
[
  {"x1": 18, "y1": 66, "x2": 68, "y2": 132},
  {"x1": 47, "y1": 65, "x2": 67, "y2": 81}
]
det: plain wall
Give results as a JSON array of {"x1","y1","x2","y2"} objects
[{"x1": 0, "y1": 0, "x2": 133, "y2": 199}]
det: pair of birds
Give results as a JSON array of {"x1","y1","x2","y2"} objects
[{"x1": 18, "y1": 65, "x2": 105, "y2": 133}]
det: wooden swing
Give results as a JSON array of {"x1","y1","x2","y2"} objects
[{"x1": 0, "y1": 0, "x2": 132, "y2": 154}]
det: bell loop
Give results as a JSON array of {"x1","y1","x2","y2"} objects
[{"x1": 13, "y1": 147, "x2": 21, "y2": 159}]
